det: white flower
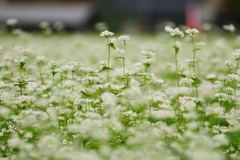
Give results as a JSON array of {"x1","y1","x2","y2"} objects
[
  {"x1": 197, "y1": 41, "x2": 205, "y2": 47},
  {"x1": 179, "y1": 78, "x2": 194, "y2": 86},
  {"x1": 39, "y1": 21, "x2": 50, "y2": 29},
  {"x1": 185, "y1": 28, "x2": 199, "y2": 36},
  {"x1": 109, "y1": 37, "x2": 117, "y2": 43},
  {"x1": 36, "y1": 55, "x2": 46, "y2": 62},
  {"x1": 231, "y1": 49, "x2": 240, "y2": 60},
  {"x1": 223, "y1": 24, "x2": 235, "y2": 32},
  {"x1": 6, "y1": 19, "x2": 18, "y2": 26},
  {"x1": 100, "y1": 30, "x2": 114, "y2": 37},
  {"x1": 54, "y1": 21, "x2": 65, "y2": 31},
  {"x1": 165, "y1": 26, "x2": 184, "y2": 37},
  {"x1": 141, "y1": 50, "x2": 156, "y2": 65},
  {"x1": 118, "y1": 35, "x2": 130, "y2": 42},
  {"x1": 175, "y1": 41, "x2": 181, "y2": 48},
  {"x1": 48, "y1": 61, "x2": 59, "y2": 69},
  {"x1": 13, "y1": 56, "x2": 26, "y2": 65},
  {"x1": 206, "y1": 74, "x2": 217, "y2": 80},
  {"x1": 115, "y1": 48, "x2": 125, "y2": 55}
]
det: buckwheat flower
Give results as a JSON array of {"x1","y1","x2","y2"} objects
[
  {"x1": 36, "y1": 55, "x2": 46, "y2": 63},
  {"x1": 151, "y1": 110, "x2": 175, "y2": 119},
  {"x1": 197, "y1": 41, "x2": 205, "y2": 47},
  {"x1": 185, "y1": 28, "x2": 199, "y2": 37},
  {"x1": 24, "y1": 132, "x2": 33, "y2": 139},
  {"x1": 115, "y1": 48, "x2": 125, "y2": 56},
  {"x1": 0, "y1": 107, "x2": 11, "y2": 119},
  {"x1": 100, "y1": 30, "x2": 114, "y2": 37},
  {"x1": 153, "y1": 92, "x2": 166, "y2": 103},
  {"x1": 223, "y1": 24, "x2": 235, "y2": 32},
  {"x1": 215, "y1": 93, "x2": 229, "y2": 102},
  {"x1": 231, "y1": 49, "x2": 240, "y2": 60},
  {"x1": 109, "y1": 37, "x2": 117, "y2": 43},
  {"x1": 150, "y1": 78, "x2": 164, "y2": 84},
  {"x1": 141, "y1": 50, "x2": 156, "y2": 65},
  {"x1": 101, "y1": 92, "x2": 116, "y2": 107},
  {"x1": 95, "y1": 22, "x2": 108, "y2": 31},
  {"x1": 174, "y1": 41, "x2": 181, "y2": 48},
  {"x1": 179, "y1": 77, "x2": 194, "y2": 86},
  {"x1": 48, "y1": 95, "x2": 59, "y2": 104},
  {"x1": 39, "y1": 21, "x2": 50, "y2": 29},
  {"x1": 203, "y1": 23, "x2": 212, "y2": 31},
  {"x1": 165, "y1": 26, "x2": 184, "y2": 37},
  {"x1": 48, "y1": 61, "x2": 59, "y2": 69},
  {"x1": 6, "y1": 19, "x2": 18, "y2": 26},
  {"x1": 54, "y1": 21, "x2": 65, "y2": 31},
  {"x1": 206, "y1": 74, "x2": 217, "y2": 80},
  {"x1": 13, "y1": 56, "x2": 26, "y2": 66},
  {"x1": 224, "y1": 60, "x2": 236, "y2": 70},
  {"x1": 118, "y1": 35, "x2": 130, "y2": 42}
]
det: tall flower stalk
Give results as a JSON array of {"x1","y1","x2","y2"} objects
[
  {"x1": 100, "y1": 30, "x2": 115, "y2": 87},
  {"x1": 165, "y1": 26, "x2": 184, "y2": 132},
  {"x1": 185, "y1": 28, "x2": 200, "y2": 98},
  {"x1": 118, "y1": 35, "x2": 130, "y2": 86},
  {"x1": 48, "y1": 61, "x2": 59, "y2": 88}
]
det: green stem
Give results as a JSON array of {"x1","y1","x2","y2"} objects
[
  {"x1": 192, "y1": 37, "x2": 198, "y2": 98},
  {"x1": 40, "y1": 66, "x2": 44, "y2": 85},
  {"x1": 52, "y1": 75, "x2": 55, "y2": 88},
  {"x1": 107, "y1": 39, "x2": 111, "y2": 92},
  {"x1": 123, "y1": 43, "x2": 126, "y2": 86},
  {"x1": 145, "y1": 66, "x2": 148, "y2": 84},
  {"x1": 175, "y1": 53, "x2": 179, "y2": 89},
  {"x1": 173, "y1": 37, "x2": 180, "y2": 133}
]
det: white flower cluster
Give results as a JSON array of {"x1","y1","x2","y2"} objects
[
  {"x1": 141, "y1": 50, "x2": 156, "y2": 65},
  {"x1": 100, "y1": 30, "x2": 114, "y2": 37},
  {"x1": 206, "y1": 74, "x2": 217, "y2": 80},
  {"x1": 115, "y1": 48, "x2": 125, "y2": 56},
  {"x1": 179, "y1": 78, "x2": 194, "y2": 86},
  {"x1": 6, "y1": 18, "x2": 18, "y2": 26},
  {"x1": 109, "y1": 37, "x2": 117, "y2": 43},
  {"x1": 36, "y1": 55, "x2": 46, "y2": 63},
  {"x1": 174, "y1": 41, "x2": 181, "y2": 48},
  {"x1": 185, "y1": 28, "x2": 199, "y2": 37},
  {"x1": 118, "y1": 35, "x2": 130, "y2": 42},
  {"x1": 39, "y1": 21, "x2": 50, "y2": 29},
  {"x1": 165, "y1": 26, "x2": 184, "y2": 37},
  {"x1": 231, "y1": 49, "x2": 240, "y2": 60},
  {"x1": 223, "y1": 24, "x2": 236, "y2": 32},
  {"x1": 215, "y1": 93, "x2": 234, "y2": 102},
  {"x1": 13, "y1": 56, "x2": 26, "y2": 65},
  {"x1": 48, "y1": 61, "x2": 59, "y2": 69}
]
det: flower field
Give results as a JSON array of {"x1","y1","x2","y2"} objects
[{"x1": 0, "y1": 24, "x2": 240, "y2": 160}]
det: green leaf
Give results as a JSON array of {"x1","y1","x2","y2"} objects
[
  {"x1": 175, "y1": 47, "x2": 179, "y2": 54},
  {"x1": 192, "y1": 77, "x2": 202, "y2": 86},
  {"x1": 98, "y1": 67, "x2": 113, "y2": 73},
  {"x1": 194, "y1": 48, "x2": 201, "y2": 52},
  {"x1": 179, "y1": 74, "x2": 187, "y2": 78},
  {"x1": 109, "y1": 43, "x2": 116, "y2": 50},
  {"x1": 114, "y1": 57, "x2": 124, "y2": 60},
  {"x1": 80, "y1": 90, "x2": 92, "y2": 98}
]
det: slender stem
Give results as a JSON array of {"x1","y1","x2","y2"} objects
[
  {"x1": 123, "y1": 43, "x2": 126, "y2": 86},
  {"x1": 106, "y1": 38, "x2": 111, "y2": 92},
  {"x1": 145, "y1": 66, "x2": 148, "y2": 84},
  {"x1": 52, "y1": 75, "x2": 55, "y2": 88},
  {"x1": 40, "y1": 65, "x2": 44, "y2": 85},
  {"x1": 173, "y1": 37, "x2": 180, "y2": 133},
  {"x1": 107, "y1": 40, "x2": 110, "y2": 83},
  {"x1": 192, "y1": 37, "x2": 198, "y2": 98},
  {"x1": 175, "y1": 53, "x2": 179, "y2": 89},
  {"x1": 61, "y1": 74, "x2": 63, "y2": 89}
]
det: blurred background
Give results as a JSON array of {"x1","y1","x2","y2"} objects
[{"x1": 0, "y1": 0, "x2": 240, "y2": 32}]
